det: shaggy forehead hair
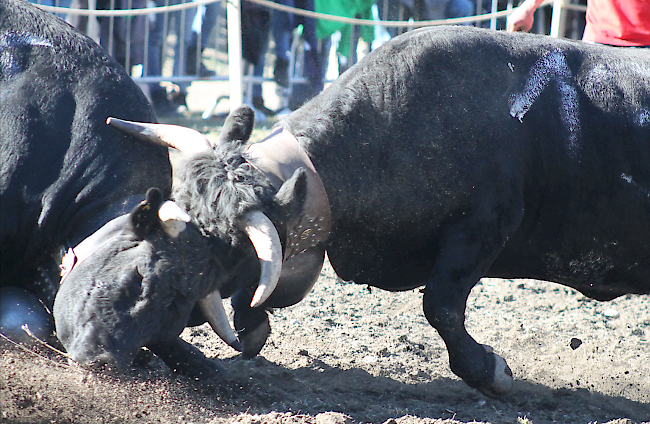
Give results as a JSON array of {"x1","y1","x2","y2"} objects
[{"x1": 172, "y1": 140, "x2": 273, "y2": 244}]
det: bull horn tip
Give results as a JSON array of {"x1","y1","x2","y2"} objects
[
  {"x1": 231, "y1": 340, "x2": 244, "y2": 352},
  {"x1": 250, "y1": 290, "x2": 268, "y2": 309},
  {"x1": 106, "y1": 117, "x2": 113, "y2": 125}
]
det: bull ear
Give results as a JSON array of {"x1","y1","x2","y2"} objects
[
  {"x1": 130, "y1": 188, "x2": 165, "y2": 238},
  {"x1": 130, "y1": 191, "x2": 191, "y2": 239},
  {"x1": 274, "y1": 167, "x2": 308, "y2": 219},
  {"x1": 217, "y1": 104, "x2": 255, "y2": 146}
]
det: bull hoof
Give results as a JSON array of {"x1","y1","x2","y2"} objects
[{"x1": 476, "y1": 345, "x2": 513, "y2": 398}]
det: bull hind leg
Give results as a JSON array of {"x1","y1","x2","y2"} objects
[{"x1": 422, "y1": 199, "x2": 523, "y2": 397}]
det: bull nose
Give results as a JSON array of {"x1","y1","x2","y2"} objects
[
  {"x1": 84, "y1": 354, "x2": 124, "y2": 375},
  {"x1": 68, "y1": 343, "x2": 138, "y2": 374}
]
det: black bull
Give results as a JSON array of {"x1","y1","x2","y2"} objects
[
  {"x1": 2, "y1": 0, "x2": 282, "y2": 378},
  {"x1": 0, "y1": 0, "x2": 169, "y2": 327},
  {"x1": 165, "y1": 26, "x2": 649, "y2": 397},
  {"x1": 0, "y1": 0, "x2": 214, "y2": 373}
]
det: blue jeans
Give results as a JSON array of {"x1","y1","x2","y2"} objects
[
  {"x1": 422, "y1": 0, "x2": 474, "y2": 20},
  {"x1": 28, "y1": 0, "x2": 73, "y2": 19},
  {"x1": 272, "y1": 0, "x2": 330, "y2": 109}
]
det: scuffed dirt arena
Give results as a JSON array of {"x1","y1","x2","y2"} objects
[
  {"x1": 3, "y1": 256, "x2": 649, "y2": 424},
  {"x1": 2, "y1": 90, "x2": 650, "y2": 424}
]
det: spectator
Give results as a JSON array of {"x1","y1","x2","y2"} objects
[
  {"x1": 242, "y1": 1, "x2": 274, "y2": 117},
  {"x1": 97, "y1": 0, "x2": 147, "y2": 72},
  {"x1": 147, "y1": 0, "x2": 203, "y2": 115},
  {"x1": 147, "y1": 0, "x2": 223, "y2": 116},
  {"x1": 186, "y1": 3, "x2": 220, "y2": 77},
  {"x1": 507, "y1": 0, "x2": 650, "y2": 47},
  {"x1": 420, "y1": 0, "x2": 474, "y2": 22},
  {"x1": 273, "y1": 0, "x2": 331, "y2": 111},
  {"x1": 315, "y1": 0, "x2": 375, "y2": 74},
  {"x1": 378, "y1": 0, "x2": 474, "y2": 32}
]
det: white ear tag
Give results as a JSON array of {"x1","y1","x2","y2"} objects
[{"x1": 158, "y1": 201, "x2": 191, "y2": 238}]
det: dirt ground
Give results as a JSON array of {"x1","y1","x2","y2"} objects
[
  {"x1": 2, "y1": 92, "x2": 650, "y2": 424},
  {"x1": 2, "y1": 257, "x2": 650, "y2": 424}
]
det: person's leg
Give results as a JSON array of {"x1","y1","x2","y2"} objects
[
  {"x1": 187, "y1": 1, "x2": 218, "y2": 76},
  {"x1": 172, "y1": 0, "x2": 197, "y2": 77},
  {"x1": 200, "y1": 3, "x2": 220, "y2": 47},
  {"x1": 147, "y1": 0, "x2": 185, "y2": 116},
  {"x1": 376, "y1": 0, "x2": 402, "y2": 38},
  {"x1": 147, "y1": 0, "x2": 167, "y2": 78},
  {"x1": 290, "y1": 0, "x2": 328, "y2": 110},
  {"x1": 250, "y1": 9, "x2": 273, "y2": 116},
  {"x1": 272, "y1": 0, "x2": 294, "y2": 88},
  {"x1": 129, "y1": 0, "x2": 148, "y2": 69},
  {"x1": 447, "y1": 0, "x2": 474, "y2": 19},
  {"x1": 251, "y1": 60, "x2": 274, "y2": 116}
]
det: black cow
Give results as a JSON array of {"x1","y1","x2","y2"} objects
[
  {"x1": 120, "y1": 26, "x2": 650, "y2": 396},
  {"x1": 0, "y1": 0, "x2": 167, "y2": 340},
  {"x1": 1, "y1": 0, "x2": 266, "y2": 376}
]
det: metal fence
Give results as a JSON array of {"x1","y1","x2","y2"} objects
[{"x1": 33, "y1": 0, "x2": 587, "y2": 113}]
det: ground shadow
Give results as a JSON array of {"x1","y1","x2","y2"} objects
[
  {"x1": 209, "y1": 352, "x2": 649, "y2": 424},
  {"x1": 3, "y1": 337, "x2": 649, "y2": 424}
]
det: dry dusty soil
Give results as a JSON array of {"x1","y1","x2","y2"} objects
[
  {"x1": 2, "y1": 259, "x2": 650, "y2": 424},
  {"x1": 2, "y1": 108, "x2": 650, "y2": 424}
]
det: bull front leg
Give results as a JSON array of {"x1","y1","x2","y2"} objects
[
  {"x1": 148, "y1": 337, "x2": 226, "y2": 379},
  {"x1": 232, "y1": 246, "x2": 325, "y2": 358},
  {"x1": 231, "y1": 289, "x2": 272, "y2": 358},
  {"x1": 423, "y1": 278, "x2": 513, "y2": 397},
  {"x1": 422, "y1": 196, "x2": 523, "y2": 397}
]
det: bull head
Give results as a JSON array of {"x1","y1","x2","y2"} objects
[
  {"x1": 106, "y1": 111, "x2": 283, "y2": 310},
  {"x1": 106, "y1": 106, "x2": 311, "y2": 359},
  {"x1": 53, "y1": 188, "x2": 224, "y2": 371},
  {"x1": 107, "y1": 105, "x2": 330, "y2": 359}
]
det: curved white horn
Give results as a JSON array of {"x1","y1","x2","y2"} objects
[
  {"x1": 106, "y1": 117, "x2": 212, "y2": 155},
  {"x1": 241, "y1": 211, "x2": 282, "y2": 308},
  {"x1": 198, "y1": 290, "x2": 243, "y2": 352}
]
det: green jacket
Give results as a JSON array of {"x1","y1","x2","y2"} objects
[{"x1": 314, "y1": 0, "x2": 376, "y2": 58}]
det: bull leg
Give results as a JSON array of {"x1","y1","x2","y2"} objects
[
  {"x1": 422, "y1": 202, "x2": 523, "y2": 397},
  {"x1": 423, "y1": 274, "x2": 513, "y2": 397},
  {"x1": 147, "y1": 337, "x2": 225, "y2": 379},
  {"x1": 231, "y1": 288, "x2": 271, "y2": 358}
]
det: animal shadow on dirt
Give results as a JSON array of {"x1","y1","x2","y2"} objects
[
  {"x1": 216, "y1": 353, "x2": 648, "y2": 424},
  {"x1": 3, "y1": 341, "x2": 648, "y2": 424}
]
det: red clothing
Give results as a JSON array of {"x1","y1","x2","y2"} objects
[{"x1": 582, "y1": 0, "x2": 650, "y2": 46}]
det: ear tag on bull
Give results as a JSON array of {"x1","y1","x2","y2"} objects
[{"x1": 158, "y1": 201, "x2": 191, "y2": 238}]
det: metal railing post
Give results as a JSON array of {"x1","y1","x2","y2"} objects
[{"x1": 550, "y1": 0, "x2": 566, "y2": 38}]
